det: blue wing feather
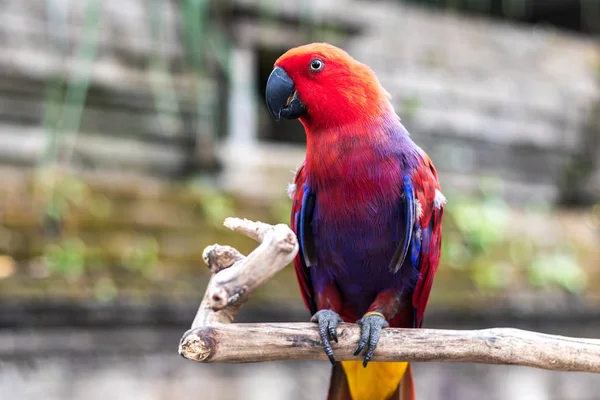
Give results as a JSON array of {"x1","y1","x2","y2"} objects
[
  {"x1": 388, "y1": 175, "x2": 416, "y2": 274},
  {"x1": 291, "y1": 166, "x2": 318, "y2": 315},
  {"x1": 299, "y1": 184, "x2": 317, "y2": 267}
]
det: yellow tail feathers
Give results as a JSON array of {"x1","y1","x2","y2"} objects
[{"x1": 340, "y1": 361, "x2": 409, "y2": 400}]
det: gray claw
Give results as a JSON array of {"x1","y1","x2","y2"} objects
[
  {"x1": 311, "y1": 309, "x2": 342, "y2": 365},
  {"x1": 353, "y1": 313, "x2": 389, "y2": 367}
]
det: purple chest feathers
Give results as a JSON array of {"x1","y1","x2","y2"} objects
[{"x1": 306, "y1": 149, "x2": 416, "y2": 317}]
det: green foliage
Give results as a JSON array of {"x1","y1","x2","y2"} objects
[
  {"x1": 42, "y1": 232, "x2": 162, "y2": 295},
  {"x1": 44, "y1": 238, "x2": 87, "y2": 281},
  {"x1": 40, "y1": 0, "x2": 101, "y2": 168},
  {"x1": 93, "y1": 277, "x2": 118, "y2": 303},
  {"x1": 201, "y1": 192, "x2": 235, "y2": 227},
  {"x1": 186, "y1": 180, "x2": 236, "y2": 227},
  {"x1": 271, "y1": 196, "x2": 294, "y2": 225},
  {"x1": 36, "y1": 169, "x2": 114, "y2": 225},
  {"x1": 120, "y1": 237, "x2": 160, "y2": 276},
  {"x1": 527, "y1": 249, "x2": 586, "y2": 292},
  {"x1": 442, "y1": 191, "x2": 588, "y2": 293}
]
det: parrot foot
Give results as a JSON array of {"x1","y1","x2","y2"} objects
[
  {"x1": 311, "y1": 309, "x2": 342, "y2": 365},
  {"x1": 353, "y1": 311, "x2": 389, "y2": 367}
]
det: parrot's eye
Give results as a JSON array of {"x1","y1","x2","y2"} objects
[{"x1": 309, "y1": 58, "x2": 324, "y2": 72}]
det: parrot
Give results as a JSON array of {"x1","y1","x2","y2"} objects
[{"x1": 265, "y1": 43, "x2": 445, "y2": 400}]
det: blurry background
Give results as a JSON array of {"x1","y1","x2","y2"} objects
[{"x1": 0, "y1": 0, "x2": 599, "y2": 399}]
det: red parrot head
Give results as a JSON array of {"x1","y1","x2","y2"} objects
[{"x1": 265, "y1": 43, "x2": 392, "y2": 130}]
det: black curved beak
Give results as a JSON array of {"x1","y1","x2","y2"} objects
[{"x1": 265, "y1": 66, "x2": 306, "y2": 121}]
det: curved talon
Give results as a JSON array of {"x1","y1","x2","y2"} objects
[
  {"x1": 311, "y1": 309, "x2": 342, "y2": 365},
  {"x1": 329, "y1": 324, "x2": 338, "y2": 343},
  {"x1": 353, "y1": 322, "x2": 370, "y2": 356},
  {"x1": 354, "y1": 312, "x2": 389, "y2": 367}
]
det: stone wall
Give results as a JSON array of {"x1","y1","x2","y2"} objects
[
  {"x1": 0, "y1": 0, "x2": 216, "y2": 176},
  {"x1": 6, "y1": 353, "x2": 598, "y2": 400},
  {"x1": 0, "y1": 0, "x2": 597, "y2": 202},
  {"x1": 0, "y1": 166, "x2": 272, "y2": 301},
  {"x1": 350, "y1": 1, "x2": 599, "y2": 204}
]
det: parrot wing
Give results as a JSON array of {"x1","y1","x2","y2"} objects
[
  {"x1": 290, "y1": 162, "x2": 318, "y2": 315},
  {"x1": 407, "y1": 154, "x2": 444, "y2": 328}
]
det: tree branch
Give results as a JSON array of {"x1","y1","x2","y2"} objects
[
  {"x1": 180, "y1": 323, "x2": 600, "y2": 372},
  {"x1": 178, "y1": 218, "x2": 600, "y2": 374},
  {"x1": 206, "y1": 218, "x2": 297, "y2": 312},
  {"x1": 182, "y1": 217, "x2": 298, "y2": 329}
]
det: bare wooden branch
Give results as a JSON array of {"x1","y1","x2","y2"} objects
[
  {"x1": 223, "y1": 217, "x2": 274, "y2": 243},
  {"x1": 206, "y1": 218, "x2": 298, "y2": 312},
  {"x1": 180, "y1": 323, "x2": 600, "y2": 372},
  {"x1": 190, "y1": 244, "x2": 246, "y2": 328},
  {"x1": 179, "y1": 217, "x2": 600, "y2": 374},
  {"x1": 181, "y1": 217, "x2": 298, "y2": 334},
  {"x1": 202, "y1": 244, "x2": 245, "y2": 274}
]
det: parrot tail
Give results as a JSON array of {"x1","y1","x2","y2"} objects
[{"x1": 327, "y1": 361, "x2": 415, "y2": 400}]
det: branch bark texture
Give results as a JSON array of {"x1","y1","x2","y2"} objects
[{"x1": 180, "y1": 323, "x2": 600, "y2": 373}]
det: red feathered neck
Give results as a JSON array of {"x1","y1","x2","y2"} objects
[{"x1": 303, "y1": 110, "x2": 408, "y2": 194}]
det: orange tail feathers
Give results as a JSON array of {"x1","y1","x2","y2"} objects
[{"x1": 327, "y1": 361, "x2": 415, "y2": 400}]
